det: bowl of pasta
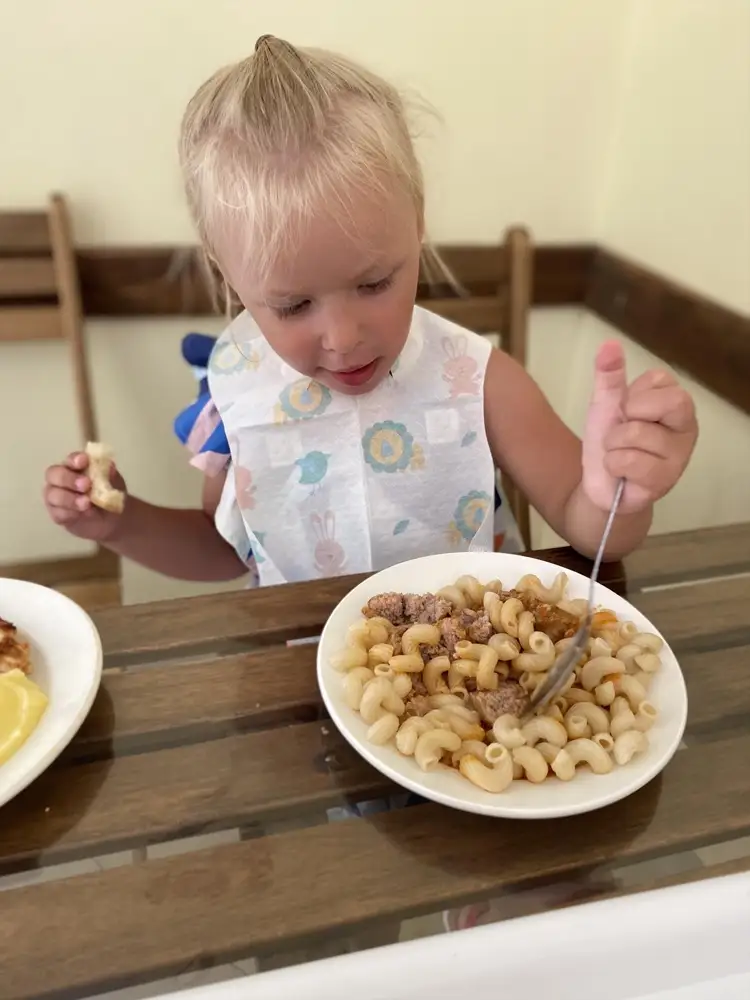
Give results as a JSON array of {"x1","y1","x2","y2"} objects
[{"x1": 317, "y1": 552, "x2": 688, "y2": 819}]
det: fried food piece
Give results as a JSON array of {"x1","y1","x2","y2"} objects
[
  {"x1": 85, "y1": 441, "x2": 125, "y2": 514},
  {"x1": 0, "y1": 617, "x2": 31, "y2": 675}
]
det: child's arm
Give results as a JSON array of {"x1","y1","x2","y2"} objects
[
  {"x1": 483, "y1": 345, "x2": 696, "y2": 561},
  {"x1": 105, "y1": 471, "x2": 248, "y2": 582}
]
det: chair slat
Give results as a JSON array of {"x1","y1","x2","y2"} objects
[
  {"x1": 49, "y1": 192, "x2": 98, "y2": 440},
  {"x1": 0, "y1": 257, "x2": 57, "y2": 298},
  {"x1": 0, "y1": 211, "x2": 51, "y2": 254},
  {"x1": 423, "y1": 296, "x2": 501, "y2": 333},
  {"x1": 0, "y1": 305, "x2": 63, "y2": 341}
]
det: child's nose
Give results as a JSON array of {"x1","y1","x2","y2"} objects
[{"x1": 320, "y1": 304, "x2": 361, "y2": 356}]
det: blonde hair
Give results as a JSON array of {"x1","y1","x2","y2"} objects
[{"x1": 179, "y1": 35, "x2": 459, "y2": 306}]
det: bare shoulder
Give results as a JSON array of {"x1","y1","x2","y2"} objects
[
  {"x1": 484, "y1": 346, "x2": 537, "y2": 405},
  {"x1": 483, "y1": 348, "x2": 582, "y2": 527}
]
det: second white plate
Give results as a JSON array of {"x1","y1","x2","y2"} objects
[{"x1": 0, "y1": 578, "x2": 103, "y2": 809}]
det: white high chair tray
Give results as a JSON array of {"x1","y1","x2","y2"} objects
[{"x1": 167, "y1": 871, "x2": 750, "y2": 1000}]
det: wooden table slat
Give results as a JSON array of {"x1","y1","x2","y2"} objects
[
  {"x1": 0, "y1": 721, "x2": 390, "y2": 870},
  {"x1": 75, "y1": 630, "x2": 750, "y2": 768},
  {"x1": 80, "y1": 575, "x2": 750, "y2": 758},
  {"x1": 72, "y1": 633, "x2": 750, "y2": 767},
  {"x1": 73, "y1": 645, "x2": 321, "y2": 757},
  {"x1": 91, "y1": 547, "x2": 626, "y2": 662},
  {"x1": 619, "y1": 522, "x2": 750, "y2": 588},
  {"x1": 2, "y1": 623, "x2": 749, "y2": 873},
  {"x1": 632, "y1": 575, "x2": 750, "y2": 649},
  {"x1": 3, "y1": 731, "x2": 750, "y2": 1000},
  {"x1": 91, "y1": 525, "x2": 750, "y2": 662}
]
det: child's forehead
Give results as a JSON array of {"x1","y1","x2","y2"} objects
[{"x1": 224, "y1": 188, "x2": 419, "y2": 296}]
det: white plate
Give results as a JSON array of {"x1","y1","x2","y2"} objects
[
  {"x1": 0, "y1": 578, "x2": 103, "y2": 809},
  {"x1": 317, "y1": 552, "x2": 688, "y2": 819}
]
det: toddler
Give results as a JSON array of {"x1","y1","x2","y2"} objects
[{"x1": 44, "y1": 36, "x2": 697, "y2": 582}]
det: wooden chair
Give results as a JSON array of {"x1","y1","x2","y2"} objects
[
  {"x1": 0, "y1": 193, "x2": 121, "y2": 606},
  {"x1": 423, "y1": 225, "x2": 533, "y2": 549}
]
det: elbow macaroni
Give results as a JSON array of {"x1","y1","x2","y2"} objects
[{"x1": 333, "y1": 572, "x2": 665, "y2": 794}]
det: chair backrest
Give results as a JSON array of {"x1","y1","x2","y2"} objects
[
  {"x1": 0, "y1": 193, "x2": 97, "y2": 440},
  {"x1": 0, "y1": 194, "x2": 119, "y2": 603},
  {"x1": 421, "y1": 225, "x2": 533, "y2": 548}
]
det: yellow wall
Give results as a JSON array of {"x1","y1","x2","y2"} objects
[
  {"x1": 598, "y1": 0, "x2": 750, "y2": 313},
  {"x1": 558, "y1": 0, "x2": 750, "y2": 547},
  {"x1": 2, "y1": 0, "x2": 629, "y2": 243},
  {"x1": 533, "y1": 0, "x2": 750, "y2": 550},
  {"x1": 1, "y1": 1, "x2": 748, "y2": 600}
]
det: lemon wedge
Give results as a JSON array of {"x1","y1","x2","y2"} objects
[{"x1": 0, "y1": 668, "x2": 49, "y2": 766}]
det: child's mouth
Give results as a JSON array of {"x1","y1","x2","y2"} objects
[{"x1": 328, "y1": 360, "x2": 379, "y2": 387}]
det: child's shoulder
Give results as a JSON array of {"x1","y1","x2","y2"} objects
[{"x1": 413, "y1": 304, "x2": 493, "y2": 361}]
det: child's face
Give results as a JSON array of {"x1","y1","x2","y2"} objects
[{"x1": 221, "y1": 188, "x2": 422, "y2": 395}]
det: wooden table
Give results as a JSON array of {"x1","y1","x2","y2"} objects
[{"x1": 2, "y1": 523, "x2": 750, "y2": 1000}]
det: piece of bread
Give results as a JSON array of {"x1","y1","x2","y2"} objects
[{"x1": 85, "y1": 441, "x2": 125, "y2": 514}]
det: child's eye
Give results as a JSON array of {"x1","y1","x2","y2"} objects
[
  {"x1": 358, "y1": 274, "x2": 394, "y2": 296},
  {"x1": 274, "y1": 300, "x2": 310, "y2": 319}
]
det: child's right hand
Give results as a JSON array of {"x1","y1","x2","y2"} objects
[{"x1": 43, "y1": 451, "x2": 127, "y2": 542}]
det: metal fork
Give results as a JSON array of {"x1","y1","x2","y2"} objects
[{"x1": 518, "y1": 477, "x2": 625, "y2": 724}]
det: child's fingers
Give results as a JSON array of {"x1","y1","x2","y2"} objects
[
  {"x1": 45, "y1": 465, "x2": 90, "y2": 494},
  {"x1": 591, "y1": 340, "x2": 627, "y2": 405},
  {"x1": 65, "y1": 451, "x2": 89, "y2": 472},
  {"x1": 44, "y1": 486, "x2": 92, "y2": 523},
  {"x1": 45, "y1": 484, "x2": 91, "y2": 511}
]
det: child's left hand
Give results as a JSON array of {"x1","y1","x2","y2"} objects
[{"x1": 582, "y1": 340, "x2": 698, "y2": 514}]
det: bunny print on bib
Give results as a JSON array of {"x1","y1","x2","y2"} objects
[{"x1": 442, "y1": 334, "x2": 482, "y2": 398}]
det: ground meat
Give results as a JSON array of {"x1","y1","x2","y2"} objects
[
  {"x1": 467, "y1": 613, "x2": 493, "y2": 645},
  {"x1": 503, "y1": 590, "x2": 580, "y2": 644},
  {"x1": 363, "y1": 593, "x2": 405, "y2": 625},
  {"x1": 440, "y1": 617, "x2": 465, "y2": 656},
  {"x1": 403, "y1": 693, "x2": 432, "y2": 717},
  {"x1": 363, "y1": 592, "x2": 454, "y2": 628},
  {"x1": 403, "y1": 594, "x2": 453, "y2": 625},
  {"x1": 469, "y1": 680, "x2": 530, "y2": 725},
  {"x1": 528, "y1": 598, "x2": 579, "y2": 643},
  {"x1": 420, "y1": 643, "x2": 449, "y2": 664},
  {"x1": 411, "y1": 676, "x2": 429, "y2": 697},
  {"x1": 390, "y1": 624, "x2": 409, "y2": 655},
  {"x1": 440, "y1": 608, "x2": 488, "y2": 655}
]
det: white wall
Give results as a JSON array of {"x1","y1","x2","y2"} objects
[{"x1": 1, "y1": 0, "x2": 748, "y2": 600}]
